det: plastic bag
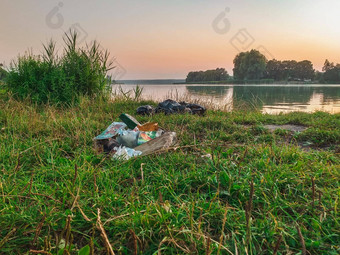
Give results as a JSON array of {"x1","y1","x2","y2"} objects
[
  {"x1": 112, "y1": 146, "x2": 142, "y2": 160},
  {"x1": 116, "y1": 129, "x2": 140, "y2": 148}
]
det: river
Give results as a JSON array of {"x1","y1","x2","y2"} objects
[{"x1": 115, "y1": 81, "x2": 340, "y2": 114}]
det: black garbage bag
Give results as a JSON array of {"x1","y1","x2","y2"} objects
[
  {"x1": 155, "y1": 99, "x2": 187, "y2": 114},
  {"x1": 136, "y1": 105, "x2": 154, "y2": 115},
  {"x1": 185, "y1": 103, "x2": 206, "y2": 115},
  {"x1": 137, "y1": 99, "x2": 206, "y2": 116}
]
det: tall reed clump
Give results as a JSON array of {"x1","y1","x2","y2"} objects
[{"x1": 5, "y1": 31, "x2": 114, "y2": 105}]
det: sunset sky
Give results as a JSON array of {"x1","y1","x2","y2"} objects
[{"x1": 1, "y1": 0, "x2": 340, "y2": 79}]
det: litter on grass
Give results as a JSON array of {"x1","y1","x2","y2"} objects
[
  {"x1": 94, "y1": 114, "x2": 177, "y2": 160},
  {"x1": 137, "y1": 99, "x2": 206, "y2": 116}
]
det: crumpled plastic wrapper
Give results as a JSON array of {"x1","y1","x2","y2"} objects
[{"x1": 112, "y1": 146, "x2": 142, "y2": 160}]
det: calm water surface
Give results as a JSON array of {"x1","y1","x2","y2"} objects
[{"x1": 116, "y1": 83, "x2": 340, "y2": 114}]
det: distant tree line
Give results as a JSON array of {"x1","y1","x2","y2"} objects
[
  {"x1": 186, "y1": 68, "x2": 229, "y2": 82},
  {"x1": 186, "y1": 50, "x2": 340, "y2": 84},
  {"x1": 233, "y1": 50, "x2": 315, "y2": 81},
  {"x1": 265, "y1": 59, "x2": 314, "y2": 81}
]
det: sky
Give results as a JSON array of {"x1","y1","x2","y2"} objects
[{"x1": 1, "y1": 0, "x2": 340, "y2": 79}]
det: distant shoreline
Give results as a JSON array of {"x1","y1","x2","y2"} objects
[
  {"x1": 113, "y1": 79, "x2": 340, "y2": 86},
  {"x1": 174, "y1": 81, "x2": 321, "y2": 85},
  {"x1": 114, "y1": 81, "x2": 340, "y2": 86},
  {"x1": 175, "y1": 82, "x2": 340, "y2": 85}
]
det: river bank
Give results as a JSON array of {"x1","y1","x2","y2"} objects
[{"x1": 0, "y1": 96, "x2": 339, "y2": 254}]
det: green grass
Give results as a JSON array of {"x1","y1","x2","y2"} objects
[{"x1": 0, "y1": 96, "x2": 339, "y2": 254}]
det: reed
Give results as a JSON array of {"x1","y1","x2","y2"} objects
[{"x1": 5, "y1": 30, "x2": 113, "y2": 105}]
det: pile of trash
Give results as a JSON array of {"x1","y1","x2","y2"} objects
[
  {"x1": 94, "y1": 113, "x2": 176, "y2": 160},
  {"x1": 137, "y1": 99, "x2": 206, "y2": 116}
]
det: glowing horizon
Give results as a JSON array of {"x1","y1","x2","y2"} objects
[{"x1": 1, "y1": 0, "x2": 340, "y2": 79}]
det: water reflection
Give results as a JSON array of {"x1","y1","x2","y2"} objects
[
  {"x1": 116, "y1": 84, "x2": 340, "y2": 114},
  {"x1": 186, "y1": 85, "x2": 340, "y2": 113}
]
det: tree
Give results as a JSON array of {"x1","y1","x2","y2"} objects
[
  {"x1": 266, "y1": 59, "x2": 283, "y2": 80},
  {"x1": 233, "y1": 49, "x2": 267, "y2": 80},
  {"x1": 295, "y1": 60, "x2": 314, "y2": 80},
  {"x1": 321, "y1": 59, "x2": 340, "y2": 83},
  {"x1": 314, "y1": 71, "x2": 324, "y2": 83},
  {"x1": 281, "y1": 60, "x2": 297, "y2": 80},
  {"x1": 322, "y1": 59, "x2": 334, "y2": 72},
  {"x1": 232, "y1": 52, "x2": 246, "y2": 80},
  {"x1": 323, "y1": 63, "x2": 340, "y2": 83}
]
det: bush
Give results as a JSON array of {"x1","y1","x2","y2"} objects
[{"x1": 6, "y1": 31, "x2": 113, "y2": 105}]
